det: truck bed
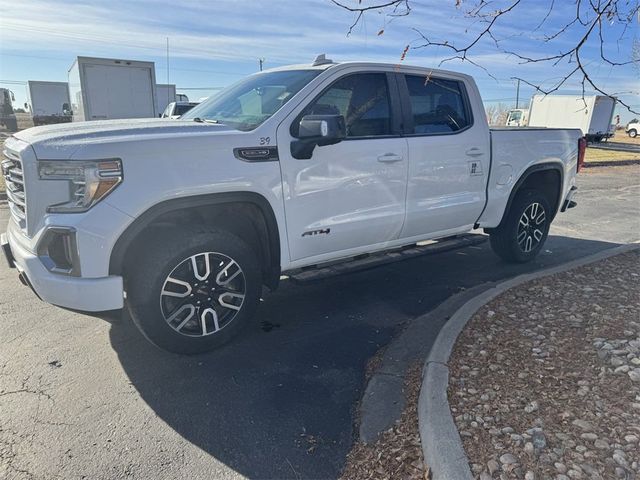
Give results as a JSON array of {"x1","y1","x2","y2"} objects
[{"x1": 477, "y1": 127, "x2": 583, "y2": 227}]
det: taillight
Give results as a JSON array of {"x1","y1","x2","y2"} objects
[{"x1": 577, "y1": 137, "x2": 587, "y2": 173}]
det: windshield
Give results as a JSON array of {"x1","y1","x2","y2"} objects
[
  {"x1": 182, "y1": 69, "x2": 322, "y2": 131},
  {"x1": 509, "y1": 111, "x2": 522, "y2": 122}
]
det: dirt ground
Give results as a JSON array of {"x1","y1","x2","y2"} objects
[{"x1": 340, "y1": 363, "x2": 427, "y2": 480}]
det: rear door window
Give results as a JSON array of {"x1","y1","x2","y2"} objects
[{"x1": 404, "y1": 75, "x2": 471, "y2": 135}]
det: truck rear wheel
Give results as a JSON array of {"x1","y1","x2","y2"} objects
[
  {"x1": 629, "y1": 129, "x2": 637, "y2": 138},
  {"x1": 126, "y1": 228, "x2": 261, "y2": 354},
  {"x1": 489, "y1": 189, "x2": 551, "y2": 263}
]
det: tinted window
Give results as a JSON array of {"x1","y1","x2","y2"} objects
[
  {"x1": 405, "y1": 75, "x2": 470, "y2": 134},
  {"x1": 174, "y1": 104, "x2": 196, "y2": 116},
  {"x1": 301, "y1": 73, "x2": 391, "y2": 137}
]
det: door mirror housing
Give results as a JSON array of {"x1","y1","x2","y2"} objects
[{"x1": 291, "y1": 114, "x2": 346, "y2": 159}]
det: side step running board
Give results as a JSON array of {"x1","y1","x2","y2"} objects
[{"x1": 286, "y1": 234, "x2": 487, "y2": 284}]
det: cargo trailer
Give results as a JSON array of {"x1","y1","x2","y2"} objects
[
  {"x1": 527, "y1": 94, "x2": 616, "y2": 142},
  {"x1": 27, "y1": 80, "x2": 72, "y2": 126},
  {"x1": 68, "y1": 56, "x2": 157, "y2": 122}
]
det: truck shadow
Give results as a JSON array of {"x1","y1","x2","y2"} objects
[{"x1": 108, "y1": 234, "x2": 620, "y2": 479}]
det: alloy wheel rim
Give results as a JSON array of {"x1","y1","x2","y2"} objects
[
  {"x1": 517, "y1": 202, "x2": 546, "y2": 253},
  {"x1": 159, "y1": 252, "x2": 246, "y2": 337}
]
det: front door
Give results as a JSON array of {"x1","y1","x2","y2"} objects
[{"x1": 277, "y1": 71, "x2": 408, "y2": 263}]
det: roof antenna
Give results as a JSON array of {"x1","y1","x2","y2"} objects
[{"x1": 312, "y1": 54, "x2": 333, "y2": 66}]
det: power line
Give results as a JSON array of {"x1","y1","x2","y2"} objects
[
  {"x1": 0, "y1": 52, "x2": 250, "y2": 76},
  {"x1": 1, "y1": 23, "x2": 275, "y2": 64}
]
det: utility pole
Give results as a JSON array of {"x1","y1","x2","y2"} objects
[
  {"x1": 166, "y1": 38, "x2": 170, "y2": 112},
  {"x1": 258, "y1": 58, "x2": 265, "y2": 71},
  {"x1": 515, "y1": 78, "x2": 520, "y2": 109}
]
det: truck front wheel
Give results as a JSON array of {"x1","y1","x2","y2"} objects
[
  {"x1": 489, "y1": 189, "x2": 551, "y2": 263},
  {"x1": 629, "y1": 129, "x2": 637, "y2": 138},
  {"x1": 126, "y1": 228, "x2": 261, "y2": 354}
]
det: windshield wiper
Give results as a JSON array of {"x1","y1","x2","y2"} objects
[{"x1": 192, "y1": 117, "x2": 222, "y2": 124}]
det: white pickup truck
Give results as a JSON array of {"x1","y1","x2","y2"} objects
[{"x1": 2, "y1": 56, "x2": 585, "y2": 353}]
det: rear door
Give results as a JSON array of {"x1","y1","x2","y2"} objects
[
  {"x1": 277, "y1": 71, "x2": 408, "y2": 262},
  {"x1": 84, "y1": 64, "x2": 155, "y2": 120},
  {"x1": 397, "y1": 73, "x2": 490, "y2": 238}
]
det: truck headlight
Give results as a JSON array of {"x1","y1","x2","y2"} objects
[{"x1": 38, "y1": 159, "x2": 123, "y2": 213}]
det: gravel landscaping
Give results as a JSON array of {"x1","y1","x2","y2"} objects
[{"x1": 448, "y1": 250, "x2": 640, "y2": 480}]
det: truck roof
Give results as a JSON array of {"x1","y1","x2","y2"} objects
[{"x1": 264, "y1": 58, "x2": 473, "y2": 81}]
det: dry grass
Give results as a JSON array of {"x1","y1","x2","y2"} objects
[
  {"x1": 585, "y1": 147, "x2": 640, "y2": 163},
  {"x1": 609, "y1": 130, "x2": 640, "y2": 145}
]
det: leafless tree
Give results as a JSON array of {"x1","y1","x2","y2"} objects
[
  {"x1": 331, "y1": 0, "x2": 639, "y2": 113},
  {"x1": 485, "y1": 102, "x2": 511, "y2": 126}
]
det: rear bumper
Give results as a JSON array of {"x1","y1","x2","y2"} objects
[{"x1": 3, "y1": 223, "x2": 124, "y2": 311}]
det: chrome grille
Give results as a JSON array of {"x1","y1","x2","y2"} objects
[{"x1": 2, "y1": 148, "x2": 27, "y2": 229}]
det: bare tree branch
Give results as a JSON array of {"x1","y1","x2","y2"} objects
[
  {"x1": 331, "y1": 0, "x2": 411, "y2": 35},
  {"x1": 331, "y1": 0, "x2": 639, "y2": 114}
]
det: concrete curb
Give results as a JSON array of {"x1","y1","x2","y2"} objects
[
  {"x1": 418, "y1": 243, "x2": 640, "y2": 480},
  {"x1": 584, "y1": 159, "x2": 640, "y2": 168}
]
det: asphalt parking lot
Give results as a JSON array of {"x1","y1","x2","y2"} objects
[{"x1": 1, "y1": 165, "x2": 639, "y2": 480}]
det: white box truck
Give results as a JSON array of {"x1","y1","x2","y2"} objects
[
  {"x1": 27, "y1": 80, "x2": 72, "y2": 126},
  {"x1": 68, "y1": 56, "x2": 157, "y2": 122},
  {"x1": 527, "y1": 94, "x2": 616, "y2": 142},
  {"x1": 156, "y1": 83, "x2": 176, "y2": 117}
]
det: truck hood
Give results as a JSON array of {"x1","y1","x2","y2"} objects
[{"x1": 14, "y1": 118, "x2": 238, "y2": 159}]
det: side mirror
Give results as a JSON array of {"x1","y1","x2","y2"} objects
[{"x1": 291, "y1": 114, "x2": 346, "y2": 160}]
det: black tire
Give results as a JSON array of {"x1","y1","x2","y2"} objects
[
  {"x1": 629, "y1": 129, "x2": 637, "y2": 138},
  {"x1": 126, "y1": 227, "x2": 261, "y2": 354},
  {"x1": 489, "y1": 189, "x2": 552, "y2": 263}
]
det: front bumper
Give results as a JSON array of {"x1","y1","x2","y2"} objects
[{"x1": 2, "y1": 222, "x2": 124, "y2": 311}]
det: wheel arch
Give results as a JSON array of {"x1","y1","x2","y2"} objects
[
  {"x1": 493, "y1": 162, "x2": 564, "y2": 230},
  {"x1": 109, "y1": 192, "x2": 282, "y2": 290}
]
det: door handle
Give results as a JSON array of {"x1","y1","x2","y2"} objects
[
  {"x1": 466, "y1": 148, "x2": 484, "y2": 157},
  {"x1": 377, "y1": 153, "x2": 403, "y2": 163}
]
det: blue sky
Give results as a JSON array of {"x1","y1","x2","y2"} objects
[{"x1": 0, "y1": 0, "x2": 638, "y2": 121}]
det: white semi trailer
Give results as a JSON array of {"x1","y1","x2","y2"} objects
[
  {"x1": 27, "y1": 81, "x2": 72, "y2": 126},
  {"x1": 68, "y1": 56, "x2": 157, "y2": 122},
  {"x1": 527, "y1": 94, "x2": 616, "y2": 142}
]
